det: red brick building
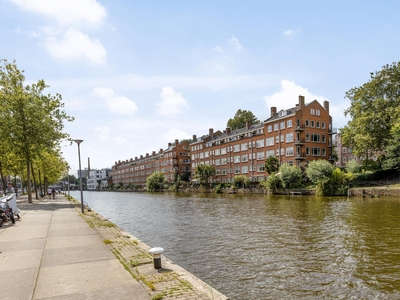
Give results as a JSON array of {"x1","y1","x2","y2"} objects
[
  {"x1": 190, "y1": 95, "x2": 336, "y2": 183},
  {"x1": 112, "y1": 140, "x2": 190, "y2": 186}
]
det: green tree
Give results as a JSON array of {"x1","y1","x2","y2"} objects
[
  {"x1": 146, "y1": 172, "x2": 165, "y2": 192},
  {"x1": 227, "y1": 109, "x2": 259, "y2": 130},
  {"x1": 265, "y1": 156, "x2": 280, "y2": 174},
  {"x1": 0, "y1": 60, "x2": 73, "y2": 203},
  {"x1": 382, "y1": 123, "x2": 400, "y2": 170},
  {"x1": 345, "y1": 159, "x2": 362, "y2": 173},
  {"x1": 194, "y1": 164, "x2": 215, "y2": 186},
  {"x1": 279, "y1": 163, "x2": 303, "y2": 189},
  {"x1": 306, "y1": 160, "x2": 334, "y2": 184},
  {"x1": 341, "y1": 61, "x2": 400, "y2": 157},
  {"x1": 232, "y1": 175, "x2": 250, "y2": 188}
]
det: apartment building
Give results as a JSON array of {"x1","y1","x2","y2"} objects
[
  {"x1": 190, "y1": 96, "x2": 336, "y2": 183},
  {"x1": 112, "y1": 140, "x2": 191, "y2": 186},
  {"x1": 87, "y1": 168, "x2": 111, "y2": 190}
]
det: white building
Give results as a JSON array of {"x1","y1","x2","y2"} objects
[{"x1": 87, "y1": 168, "x2": 111, "y2": 190}]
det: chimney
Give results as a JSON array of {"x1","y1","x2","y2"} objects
[
  {"x1": 135, "y1": 157, "x2": 138, "y2": 160},
  {"x1": 130, "y1": 158, "x2": 133, "y2": 161},
  {"x1": 175, "y1": 139, "x2": 179, "y2": 146},
  {"x1": 160, "y1": 148, "x2": 163, "y2": 154},
  {"x1": 209, "y1": 128, "x2": 214, "y2": 140},
  {"x1": 193, "y1": 134, "x2": 197, "y2": 141},
  {"x1": 299, "y1": 95, "x2": 305, "y2": 108},
  {"x1": 246, "y1": 121, "x2": 251, "y2": 129},
  {"x1": 271, "y1": 107, "x2": 277, "y2": 117},
  {"x1": 323, "y1": 100, "x2": 329, "y2": 112},
  {"x1": 168, "y1": 142, "x2": 172, "y2": 147},
  {"x1": 152, "y1": 151, "x2": 156, "y2": 155},
  {"x1": 146, "y1": 153, "x2": 149, "y2": 157},
  {"x1": 226, "y1": 127, "x2": 231, "y2": 135},
  {"x1": 140, "y1": 155, "x2": 143, "y2": 159}
]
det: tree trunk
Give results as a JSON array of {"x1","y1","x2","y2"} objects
[
  {"x1": 26, "y1": 160, "x2": 32, "y2": 203},
  {"x1": 38, "y1": 170, "x2": 43, "y2": 195},
  {"x1": 31, "y1": 164, "x2": 39, "y2": 199},
  {"x1": 0, "y1": 162, "x2": 6, "y2": 194}
]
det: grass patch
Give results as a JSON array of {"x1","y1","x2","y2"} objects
[{"x1": 103, "y1": 239, "x2": 113, "y2": 245}]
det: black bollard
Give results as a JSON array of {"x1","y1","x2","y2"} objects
[{"x1": 149, "y1": 247, "x2": 164, "y2": 269}]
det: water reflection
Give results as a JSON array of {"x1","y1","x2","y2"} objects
[{"x1": 71, "y1": 191, "x2": 400, "y2": 299}]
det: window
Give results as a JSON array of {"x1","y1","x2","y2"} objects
[
  {"x1": 242, "y1": 166, "x2": 248, "y2": 173},
  {"x1": 342, "y1": 148, "x2": 347, "y2": 153},
  {"x1": 322, "y1": 122, "x2": 326, "y2": 129},
  {"x1": 311, "y1": 108, "x2": 315, "y2": 115},
  {"x1": 234, "y1": 166, "x2": 241, "y2": 174},
  {"x1": 215, "y1": 149, "x2": 220, "y2": 156},
  {"x1": 200, "y1": 152, "x2": 204, "y2": 159},
  {"x1": 305, "y1": 120, "x2": 309, "y2": 127},
  {"x1": 216, "y1": 169, "x2": 221, "y2": 175},
  {"x1": 306, "y1": 146, "x2": 310, "y2": 156},
  {"x1": 221, "y1": 158, "x2": 227, "y2": 165},
  {"x1": 256, "y1": 139, "x2": 264, "y2": 148},
  {"x1": 257, "y1": 164, "x2": 265, "y2": 172},
  {"x1": 312, "y1": 147, "x2": 321, "y2": 156},
  {"x1": 311, "y1": 134, "x2": 320, "y2": 142},
  {"x1": 287, "y1": 120, "x2": 292, "y2": 127},
  {"x1": 266, "y1": 137, "x2": 274, "y2": 146},
  {"x1": 322, "y1": 148, "x2": 326, "y2": 156},
  {"x1": 204, "y1": 152, "x2": 209, "y2": 158},
  {"x1": 280, "y1": 121, "x2": 285, "y2": 129},
  {"x1": 215, "y1": 159, "x2": 221, "y2": 166},
  {"x1": 274, "y1": 123, "x2": 279, "y2": 131},
  {"x1": 268, "y1": 125, "x2": 272, "y2": 132},
  {"x1": 276, "y1": 148, "x2": 280, "y2": 156},
  {"x1": 241, "y1": 143, "x2": 248, "y2": 151},
  {"x1": 322, "y1": 135, "x2": 326, "y2": 143},
  {"x1": 281, "y1": 148, "x2": 285, "y2": 156},
  {"x1": 316, "y1": 121, "x2": 320, "y2": 128},
  {"x1": 221, "y1": 168, "x2": 227, "y2": 175},
  {"x1": 241, "y1": 154, "x2": 248, "y2": 162},
  {"x1": 234, "y1": 144, "x2": 240, "y2": 152},
  {"x1": 221, "y1": 147, "x2": 227, "y2": 155},
  {"x1": 280, "y1": 135, "x2": 284, "y2": 142},
  {"x1": 234, "y1": 155, "x2": 240, "y2": 163},
  {"x1": 257, "y1": 152, "x2": 265, "y2": 160},
  {"x1": 343, "y1": 158, "x2": 347, "y2": 164},
  {"x1": 266, "y1": 150, "x2": 274, "y2": 157},
  {"x1": 316, "y1": 109, "x2": 320, "y2": 116},
  {"x1": 311, "y1": 120, "x2": 315, "y2": 128},
  {"x1": 305, "y1": 133, "x2": 310, "y2": 142},
  {"x1": 276, "y1": 135, "x2": 279, "y2": 143},
  {"x1": 286, "y1": 147, "x2": 294, "y2": 156},
  {"x1": 286, "y1": 133, "x2": 293, "y2": 142}
]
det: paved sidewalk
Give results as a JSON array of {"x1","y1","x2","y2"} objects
[{"x1": 0, "y1": 194, "x2": 150, "y2": 300}]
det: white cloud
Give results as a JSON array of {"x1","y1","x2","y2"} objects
[
  {"x1": 95, "y1": 126, "x2": 127, "y2": 145},
  {"x1": 228, "y1": 36, "x2": 242, "y2": 51},
  {"x1": 93, "y1": 87, "x2": 138, "y2": 115},
  {"x1": 283, "y1": 28, "x2": 300, "y2": 36},
  {"x1": 43, "y1": 28, "x2": 107, "y2": 64},
  {"x1": 213, "y1": 45, "x2": 223, "y2": 52},
  {"x1": 156, "y1": 86, "x2": 188, "y2": 115},
  {"x1": 162, "y1": 129, "x2": 191, "y2": 141},
  {"x1": 8, "y1": 0, "x2": 107, "y2": 28},
  {"x1": 264, "y1": 80, "x2": 326, "y2": 111}
]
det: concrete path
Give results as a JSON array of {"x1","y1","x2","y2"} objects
[{"x1": 0, "y1": 195, "x2": 150, "y2": 300}]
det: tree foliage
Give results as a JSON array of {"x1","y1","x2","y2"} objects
[
  {"x1": 146, "y1": 172, "x2": 165, "y2": 192},
  {"x1": 227, "y1": 109, "x2": 259, "y2": 130},
  {"x1": 382, "y1": 123, "x2": 400, "y2": 170},
  {"x1": 194, "y1": 164, "x2": 215, "y2": 186},
  {"x1": 341, "y1": 61, "x2": 400, "y2": 157},
  {"x1": 232, "y1": 175, "x2": 250, "y2": 189},
  {"x1": 265, "y1": 156, "x2": 280, "y2": 174},
  {"x1": 306, "y1": 160, "x2": 334, "y2": 184},
  {"x1": 0, "y1": 59, "x2": 73, "y2": 202},
  {"x1": 345, "y1": 159, "x2": 362, "y2": 173},
  {"x1": 279, "y1": 163, "x2": 303, "y2": 189}
]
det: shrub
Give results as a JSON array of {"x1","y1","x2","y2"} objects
[
  {"x1": 232, "y1": 175, "x2": 250, "y2": 188},
  {"x1": 146, "y1": 172, "x2": 165, "y2": 192},
  {"x1": 264, "y1": 173, "x2": 282, "y2": 193},
  {"x1": 306, "y1": 160, "x2": 334, "y2": 184},
  {"x1": 345, "y1": 159, "x2": 361, "y2": 173},
  {"x1": 279, "y1": 163, "x2": 303, "y2": 189}
]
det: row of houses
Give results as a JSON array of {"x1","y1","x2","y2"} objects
[{"x1": 111, "y1": 95, "x2": 338, "y2": 186}]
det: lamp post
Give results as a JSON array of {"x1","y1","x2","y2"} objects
[{"x1": 74, "y1": 139, "x2": 84, "y2": 214}]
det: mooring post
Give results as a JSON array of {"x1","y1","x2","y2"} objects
[{"x1": 149, "y1": 247, "x2": 164, "y2": 269}]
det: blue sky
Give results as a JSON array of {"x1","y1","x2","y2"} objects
[{"x1": 1, "y1": 0, "x2": 399, "y2": 174}]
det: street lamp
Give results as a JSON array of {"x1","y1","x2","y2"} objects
[{"x1": 73, "y1": 139, "x2": 84, "y2": 214}]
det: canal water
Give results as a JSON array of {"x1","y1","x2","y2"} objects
[{"x1": 70, "y1": 191, "x2": 400, "y2": 300}]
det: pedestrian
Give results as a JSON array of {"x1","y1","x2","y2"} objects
[{"x1": 51, "y1": 188, "x2": 56, "y2": 199}]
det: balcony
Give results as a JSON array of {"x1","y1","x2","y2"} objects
[
  {"x1": 295, "y1": 153, "x2": 306, "y2": 160},
  {"x1": 294, "y1": 139, "x2": 305, "y2": 145},
  {"x1": 329, "y1": 127, "x2": 338, "y2": 134},
  {"x1": 294, "y1": 125, "x2": 305, "y2": 131}
]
